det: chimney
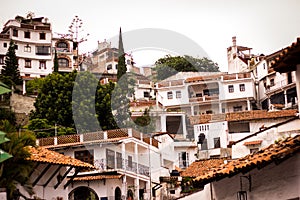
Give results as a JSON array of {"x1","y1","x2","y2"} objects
[{"x1": 232, "y1": 36, "x2": 236, "y2": 46}]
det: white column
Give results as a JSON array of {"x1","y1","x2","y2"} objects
[
  {"x1": 182, "y1": 114, "x2": 187, "y2": 138},
  {"x1": 161, "y1": 115, "x2": 167, "y2": 132},
  {"x1": 22, "y1": 80, "x2": 26, "y2": 95},
  {"x1": 134, "y1": 178, "x2": 140, "y2": 200},
  {"x1": 134, "y1": 143, "x2": 138, "y2": 168},
  {"x1": 191, "y1": 105, "x2": 194, "y2": 116},
  {"x1": 122, "y1": 143, "x2": 126, "y2": 171},
  {"x1": 122, "y1": 176, "x2": 127, "y2": 198},
  {"x1": 247, "y1": 99, "x2": 251, "y2": 111},
  {"x1": 296, "y1": 64, "x2": 300, "y2": 114},
  {"x1": 219, "y1": 102, "x2": 222, "y2": 113},
  {"x1": 284, "y1": 90, "x2": 288, "y2": 108}
]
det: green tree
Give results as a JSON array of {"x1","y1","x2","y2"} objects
[
  {"x1": 53, "y1": 49, "x2": 59, "y2": 73},
  {"x1": 0, "y1": 129, "x2": 36, "y2": 199},
  {"x1": 25, "y1": 77, "x2": 44, "y2": 95},
  {"x1": 116, "y1": 27, "x2": 127, "y2": 80},
  {"x1": 154, "y1": 55, "x2": 219, "y2": 81},
  {"x1": 0, "y1": 40, "x2": 22, "y2": 89},
  {"x1": 31, "y1": 71, "x2": 76, "y2": 128}
]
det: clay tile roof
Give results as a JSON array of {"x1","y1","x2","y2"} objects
[
  {"x1": 189, "y1": 110, "x2": 298, "y2": 125},
  {"x1": 71, "y1": 174, "x2": 123, "y2": 181},
  {"x1": 244, "y1": 140, "x2": 263, "y2": 146},
  {"x1": 25, "y1": 146, "x2": 95, "y2": 169},
  {"x1": 193, "y1": 135, "x2": 300, "y2": 186},
  {"x1": 271, "y1": 37, "x2": 300, "y2": 73},
  {"x1": 181, "y1": 158, "x2": 226, "y2": 177}
]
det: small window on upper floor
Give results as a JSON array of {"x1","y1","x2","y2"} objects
[
  {"x1": 167, "y1": 91, "x2": 173, "y2": 99},
  {"x1": 176, "y1": 91, "x2": 181, "y2": 98},
  {"x1": 57, "y1": 41, "x2": 68, "y2": 48},
  {"x1": 24, "y1": 45, "x2": 31, "y2": 53},
  {"x1": 39, "y1": 32, "x2": 46, "y2": 40},
  {"x1": 24, "y1": 31, "x2": 30, "y2": 39},
  {"x1": 270, "y1": 79, "x2": 275, "y2": 86},
  {"x1": 25, "y1": 59, "x2": 31, "y2": 68},
  {"x1": 263, "y1": 63, "x2": 266, "y2": 70},
  {"x1": 144, "y1": 91, "x2": 150, "y2": 98},
  {"x1": 126, "y1": 59, "x2": 131, "y2": 65},
  {"x1": 39, "y1": 61, "x2": 46, "y2": 69},
  {"x1": 13, "y1": 29, "x2": 18, "y2": 37},
  {"x1": 107, "y1": 64, "x2": 112, "y2": 70},
  {"x1": 14, "y1": 44, "x2": 18, "y2": 50},
  {"x1": 239, "y1": 84, "x2": 245, "y2": 92},
  {"x1": 3, "y1": 43, "x2": 7, "y2": 48},
  {"x1": 228, "y1": 85, "x2": 234, "y2": 93}
]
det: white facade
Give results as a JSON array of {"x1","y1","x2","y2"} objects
[{"x1": 0, "y1": 16, "x2": 53, "y2": 78}]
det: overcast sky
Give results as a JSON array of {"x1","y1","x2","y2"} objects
[{"x1": 1, "y1": 0, "x2": 300, "y2": 72}]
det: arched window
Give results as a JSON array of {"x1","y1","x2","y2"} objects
[
  {"x1": 107, "y1": 64, "x2": 112, "y2": 70},
  {"x1": 57, "y1": 41, "x2": 68, "y2": 49},
  {"x1": 127, "y1": 189, "x2": 133, "y2": 200},
  {"x1": 115, "y1": 187, "x2": 121, "y2": 200},
  {"x1": 58, "y1": 58, "x2": 69, "y2": 68}
]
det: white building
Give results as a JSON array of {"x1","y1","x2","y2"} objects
[
  {"x1": 0, "y1": 15, "x2": 53, "y2": 78},
  {"x1": 37, "y1": 128, "x2": 173, "y2": 200}
]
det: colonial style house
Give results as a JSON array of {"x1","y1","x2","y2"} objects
[
  {"x1": 37, "y1": 128, "x2": 173, "y2": 200},
  {"x1": 17, "y1": 146, "x2": 95, "y2": 200},
  {"x1": 180, "y1": 135, "x2": 300, "y2": 200}
]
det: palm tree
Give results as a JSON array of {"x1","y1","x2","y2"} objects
[{"x1": 0, "y1": 126, "x2": 36, "y2": 199}]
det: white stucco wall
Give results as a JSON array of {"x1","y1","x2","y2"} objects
[{"x1": 212, "y1": 153, "x2": 300, "y2": 200}]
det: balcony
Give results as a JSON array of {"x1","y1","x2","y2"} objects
[
  {"x1": 189, "y1": 94, "x2": 219, "y2": 103},
  {"x1": 94, "y1": 158, "x2": 150, "y2": 177}
]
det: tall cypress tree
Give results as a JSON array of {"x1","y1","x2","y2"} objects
[
  {"x1": 0, "y1": 40, "x2": 22, "y2": 88},
  {"x1": 117, "y1": 27, "x2": 127, "y2": 80},
  {"x1": 53, "y1": 49, "x2": 59, "y2": 73}
]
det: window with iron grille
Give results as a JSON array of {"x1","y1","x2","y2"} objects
[
  {"x1": 36, "y1": 46, "x2": 50, "y2": 55},
  {"x1": 176, "y1": 91, "x2": 181, "y2": 98},
  {"x1": 167, "y1": 91, "x2": 173, "y2": 99},
  {"x1": 24, "y1": 45, "x2": 31, "y2": 52},
  {"x1": 58, "y1": 58, "x2": 69, "y2": 68},
  {"x1": 39, "y1": 61, "x2": 46, "y2": 69}
]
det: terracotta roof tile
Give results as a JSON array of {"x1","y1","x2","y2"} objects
[
  {"x1": 271, "y1": 37, "x2": 300, "y2": 73},
  {"x1": 71, "y1": 174, "x2": 123, "y2": 181},
  {"x1": 244, "y1": 140, "x2": 262, "y2": 146},
  {"x1": 181, "y1": 158, "x2": 226, "y2": 177},
  {"x1": 26, "y1": 146, "x2": 95, "y2": 169},
  {"x1": 192, "y1": 135, "x2": 300, "y2": 186},
  {"x1": 189, "y1": 110, "x2": 298, "y2": 125}
]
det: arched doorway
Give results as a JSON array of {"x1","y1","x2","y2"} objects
[
  {"x1": 127, "y1": 189, "x2": 134, "y2": 200},
  {"x1": 115, "y1": 187, "x2": 121, "y2": 200},
  {"x1": 69, "y1": 186, "x2": 99, "y2": 200}
]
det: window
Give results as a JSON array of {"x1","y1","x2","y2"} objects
[
  {"x1": 214, "y1": 137, "x2": 221, "y2": 148},
  {"x1": 115, "y1": 64, "x2": 118, "y2": 69},
  {"x1": 176, "y1": 91, "x2": 181, "y2": 98},
  {"x1": 128, "y1": 155, "x2": 133, "y2": 168},
  {"x1": 201, "y1": 139, "x2": 208, "y2": 150},
  {"x1": 39, "y1": 61, "x2": 46, "y2": 69},
  {"x1": 228, "y1": 122, "x2": 250, "y2": 133},
  {"x1": 250, "y1": 148, "x2": 259, "y2": 154},
  {"x1": 24, "y1": 45, "x2": 31, "y2": 52},
  {"x1": 0, "y1": 55, "x2": 4, "y2": 64},
  {"x1": 75, "y1": 150, "x2": 94, "y2": 165},
  {"x1": 107, "y1": 64, "x2": 112, "y2": 70},
  {"x1": 58, "y1": 58, "x2": 69, "y2": 68},
  {"x1": 270, "y1": 79, "x2": 275, "y2": 86},
  {"x1": 14, "y1": 44, "x2": 18, "y2": 50},
  {"x1": 24, "y1": 31, "x2": 30, "y2": 39},
  {"x1": 36, "y1": 46, "x2": 51, "y2": 55},
  {"x1": 13, "y1": 29, "x2": 18, "y2": 37},
  {"x1": 228, "y1": 85, "x2": 234, "y2": 93},
  {"x1": 233, "y1": 106, "x2": 242, "y2": 112},
  {"x1": 239, "y1": 84, "x2": 245, "y2": 92},
  {"x1": 126, "y1": 59, "x2": 131, "y2": 65},
  {"x1": 57, "y1": 42, "x2": 68, "y2": 48},
  {"x1": 167, "y1": 91, "x2": 173, "y2": 99},
  {"x1": 3, "y1": 43, "x2": 7, "y2": 48},
  {"x1": 39, "y1": 32, "x2": 46, "y2": 40},
  {"x1": 106, "y1": 149, "x2": 115, "y2": 169},
  {"x1": 144, "y1": 91, "x2": 150, "y2": 98},
  {"x1": 263, "y1": 63, "x2": 266, "y2": 70},
  {"x1": 25, "y1": 59, "x2": 31, "y2": 68},
  {"x1": 116, "y1": 152, "x2": 122, "y2": 169},
  {"x1": 178, "y1": 152, "x2": 189, "y2": 168}
]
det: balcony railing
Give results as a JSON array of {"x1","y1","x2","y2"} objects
[
  {"x1": 94, "y1": 158, "x2": 149, "y2": 177},
  {"x1": 189, "y1": 95, "x2": 219, "y2": 102}
]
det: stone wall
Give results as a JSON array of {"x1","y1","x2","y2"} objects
[{"x1": 10, "y1": 94, "x2": 36, "y2": 125}]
